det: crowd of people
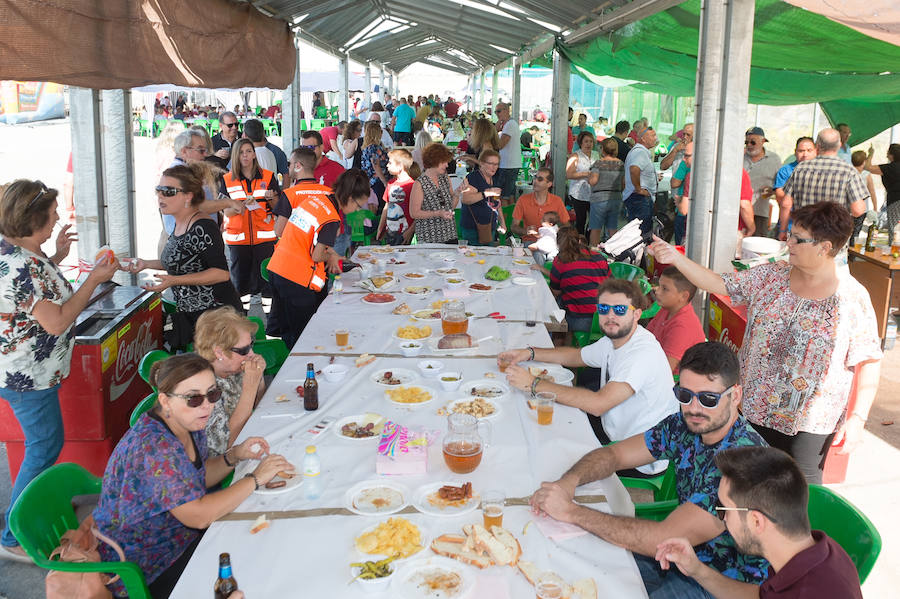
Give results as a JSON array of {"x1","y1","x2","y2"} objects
[{"x1": 0, "y1": 89, "x2": 889, "y2": 599}]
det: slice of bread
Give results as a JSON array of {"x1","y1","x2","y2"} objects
[
  {"x1": 489, "y1": 526, "x2": 522, "y2": 566},
  {"x1": 471, "y1": 524, "x2": 514, "y2": 565},
  {"x1": 249, "y1": 514, "x2": 269, "y2": 534},
  {"x1": 517, "y1": 560, "x2": 540, "y2": 585},
  {"x1": 430, "y1": 534, "x2": 494, "y2": 568},
  {"x1": 572, "y1": 578, "x2": 598, "y2": 599}
]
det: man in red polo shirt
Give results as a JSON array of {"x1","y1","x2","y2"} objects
[
  {"x1": 656, "y1": 446, "x2": 862, "y2": 599},
  {"x1": 298, "y1": 130, "x2": 345, "y2": 188},
  {"x1": 645, "y1": 266, "x2": 706, "y2": 373}
]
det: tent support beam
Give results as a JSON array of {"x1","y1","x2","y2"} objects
[
  {"x1": 478, "y1": 70, "x2": 485, "y2": 111},
  {"x1": 470, "y1": 74, "x2": 477, "y2": 112},
  {"x1": 365, "y1": 63, "x2": 372, "y2": 107},
  {"x1": 282, "y1": 35, "x2": 302, "y2": 153},
  {"x1": 70, "y1": 88, "x2": 107, "y2": 265},
  {"x1": 550, "y1": 46, "x2": 570, "y2": 199},
  {"x1": 511, "y1": 56, "x2": 522, "y2": 122},
  {"x1": 100, "y1": 89, "x2": 135, "y2": 286},
  {"x1": 491, "y1": 67, "x2": 499, "y2": 113},
  {"x1": 339, "y1": 53, "x2": 350, "y2": 120}
]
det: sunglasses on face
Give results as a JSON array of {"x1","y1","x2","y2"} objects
[
  {"x1": 170, "y1": 387, "x2": 223, "y2": 408},
  {"x1": 597, "y1": 303, "x2": 633, "y2": 316},
  {"x1": 534, "y1": 176, "x2": 548, "y2": 182},
  {"x1": 300, "y1": 144, "x2": 318, "y2": 150},
  {"x1": 787, "y1": 233, "x2": 817, "y2": 245},
  {"x1": 27, "y1": 183, "x2": 49, "y2": 209},
  {"x1": 744, "y1": 140, "x2": 759, "y2": 146},
  {"x1": 231, "y1": 341, "x2": 254, "y2": 356},
  {"x1": 222, "y1": 122, "x2": 238, "y2": 128},
  {"x1": 673, "y1": 384, "x2": 734, "y2": 408},
  {"x1": 155, "y1": 185, "x2": 184, "y2": 197}
]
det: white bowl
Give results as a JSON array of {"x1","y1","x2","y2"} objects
[
  {"x1": 399, "y1": 341, "x2": 423, "y2": 357},
  {"x1": 417, "y1": 360, "x2": 444, "y2": 378},
  {"x1": 444, "y1": 276, "x2": 467, "y2": 289},
  {"x1": 438, "y1": 372, "x2": 463, "y2": 392},
  {"x1": 322, "y1": 364, "x2": 348, "y2": 383},
  {"x1": 353, "y1": 563, "x2": 395, "y2": 593}
]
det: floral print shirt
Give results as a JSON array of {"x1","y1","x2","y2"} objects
[
  {"x1": 645, "y1": 412, "x2": 769, "y2": 583},
  {"x1": 205, "y1": 372, "x2": 244, "y2": 457},
  {"x1": 723, "y1": 262, "x2": 882, "y2": 435},
  {"x1": 0, "y1": 239, "x2": 74, "y2": 391},
  {"x1": 361, "y1": 143, "x2": 388, "y2": 187},
  {"x1": 93, "y1": 413, "x2": 208, "y2": 595}
]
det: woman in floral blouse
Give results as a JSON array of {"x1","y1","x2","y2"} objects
[
  {"x1": 0, "y1": 180, "x2": 118, "y2": 562},
  {"x1": 93, "y1": 354, "x2": 290, "y2": 597},
  {"x1": 649, "y1": 202, "x2": 882, "y2": 483},
  {"x1": 193, "y1": 306, "x2": 266, "y2": 457}
]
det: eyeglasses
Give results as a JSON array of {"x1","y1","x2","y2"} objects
[
  {"x1": 673, "y1": 384, "x2": 734, "y2": 409},
  {"x1": 597, "y1": 303, "x2": 634, "y2": 316},
  {"x1": 787, "y1": 233, "x2": 817, "y2": 245},
  {"x1": 27, "y1": 183, "x2": 49, "y2": 209},
  {"x1": 169, "y1": 387, "x2": 223, "y2": 408},
  {"x1": 353, "y1": 197, "x2": 367, "y2": 210},
  {"x1": 187, "y1": 146, "x2": 208, "y2": 154},
  {"x1": 715, "y1": 499, "x2": 779, "y2": 523},
  {"x1": 222, "y1": 122, "x2": 238, "y2": 128},
  {"x1": 482, "y1": 161, "x2": 500, "y2": 167},
  {"x1": 534, "y1": 176, "x2": 548, "y2": 182},
  {"x1": 300, "y1": 144, "x2": 318, "y2": 150},
  {"x1": 155, "y1": 185, "x2": 184, "y2": 197},
  {"x1": 231, "y1": 341, "x2": 254, "y2": 356}
]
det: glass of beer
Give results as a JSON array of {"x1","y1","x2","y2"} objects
[
  {"x1": 335, "y1": 329, "x2": 349, "y2": 346},
  {"x1": 481, "y1": 490, "x2": 505, "y2": 529},
  {"x1": 535, "y1": 572, "x2": 566, "y2": 599},
  {"x1": 441, "y1": 300, "x2": 469, "y2": 335},
  {"x1": 497, "y1": 355, "x2": 511, "y2": 373},
  {"x1": 536, "y1": 392, "x2": 555, "y2": 425}
]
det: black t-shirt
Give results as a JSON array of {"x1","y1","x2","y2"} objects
[
  {"x1": 614, "y1": 136, "x2": 631, "y2": 161},
  {"x1": 879, "y1": 162, "x2": 900, "y2": 206},
  {"x1": 273, "y1": 181, "x2": 341, "y2": 247},
  {"x1": 462, "y1": 169, "x2": 498, "y2": 230},
  {"x1": 520, "y1": 131, "x2": 533, "y2": 148}
]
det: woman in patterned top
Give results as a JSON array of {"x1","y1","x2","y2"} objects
[
  {"x1": 649, "y1": 202, "x2": 882, "y2": 483},
  {"x1": 193, "y1": 306, "x2": 266, "y2": 457},
  {"x1": 128, "y1": 163, "x2": 241, "y2": 347},
  {"x1": 0, "y1": 180, "x2": 119, "y2": 561},
  {"x1": 93, "y1": 354, "x2": 290, "y2": 597},
  {"x1": 410, "y1": 143, "x2": 462, "y2": 244},
  {"x1": 360, "y1": 120, "x2": 390, "y2": 211}
]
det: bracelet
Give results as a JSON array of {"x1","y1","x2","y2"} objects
[
  {"x1": 527, "y1": 346, "x2": 536, "y2": 361},
  {"x1": 243, "y1": 473, "x2": 260, "y2": 490},
  {"x1": 530, "y1": 377, "x2": 541, "y2": 397},
  {"x1": 223, "y1": 448, "x2": 235, "y2": 468}
]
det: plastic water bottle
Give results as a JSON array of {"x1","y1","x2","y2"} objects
[
  {"x1": 302, "y1": 445, "x2": 322, "y2": 500},
  {"x1": 886, "y1": 318, "x2": 897, "y2": 350},
  {"x1": 333, "y1": 275, "x2": 343, "y2": 304}
]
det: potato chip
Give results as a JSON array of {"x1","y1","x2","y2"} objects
[
  {"x1": 396, "y1": 325, "x2": 432, "y2": 339},
  {"x1": 354, "y1": 517, "x2": 423, "y2": 558}
]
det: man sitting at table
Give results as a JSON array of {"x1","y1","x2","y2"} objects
[
  {"x1": 510, "y1": 167, "x2": 570, "y2": 243},
  {"x1": 646, "y1": 266, "x2": 707, "y2": 373},
  {"x1": 530, "y1": 342, "x2": 768, "y2": 599},
  {"x1": 501, "y1": 278, "x2": 677, "y2": 476},
  {"x1": 655, "y1": 445, "x2": 863, "y2": 598}
]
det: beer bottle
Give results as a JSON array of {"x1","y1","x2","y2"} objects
[
  {"x1": 214, "y1": 553, "x2": 238, "y2": 599},
  {"x1": 865, "y1": 223, "x2": 877, "y2": 253},
  {"x1": 303, "y1": 362, "x2": 319, "y2": 411}
]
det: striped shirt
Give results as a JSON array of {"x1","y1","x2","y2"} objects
[
  {"x1": 783, "y1": 155, "x2": 869, "y2": 210},
  {"x1": 550, "y1": 251, "x2": 610, "y2": 314}
]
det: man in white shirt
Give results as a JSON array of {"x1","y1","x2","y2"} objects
[
  {"x1": 495, "y1": 102, "x2": 522, "y2": 204},
  {"x1": 368, "y1": 112, "x2": 394, "y2": 149},
  {"x1": 242, "y1": 118, "x2": 277, "y2": 173},
  {"x1": 500, "y1": 278, "x2": 678, "y2": 475},
  {"x1": 623, "y1": 128, "x2": 659, "y2": 235}
]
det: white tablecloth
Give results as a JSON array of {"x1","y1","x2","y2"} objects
[{"x1": 170, "y1": 246, "x2": 647, "y2": 599}]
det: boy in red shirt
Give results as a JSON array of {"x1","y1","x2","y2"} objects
[{"x1": 646, "y1": 266, "x2": 706, "y2": 373}]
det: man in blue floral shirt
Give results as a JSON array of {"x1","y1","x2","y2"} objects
[{"x1": 531, "y1": 341, "x2": 768, "y2": 599}]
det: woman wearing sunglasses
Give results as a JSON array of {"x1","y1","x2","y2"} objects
[
  {"x1": 0, "y1": 180, "x2": 119, "y2": 562},
  {"x1": 193, "y1": 307, "x2": 266, "y2": 457},
  {"x1": 649, "y1": 201, "x2": 882, "y2": 483},
  {"x1": 93, "y1": 353, "x2": 290, "y2": 598},
  {"x1": 128, "y1": 163, "x2": 242, "y2": 347}
]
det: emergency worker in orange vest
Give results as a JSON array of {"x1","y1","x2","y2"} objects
[
  {"x1": 221, "y1": 138, "x2": 286, "y2": 306},
  {"x1": 269, "y1": 150, "x2": 369, "y2": 348}
]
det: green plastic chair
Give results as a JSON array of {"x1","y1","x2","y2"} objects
[
  {"x1": 192, "y1": 118, "x2": 209, "y2": 133},
  {"x1": 299, "y1": 119, "x2": 308, "y2": 131},
  {"x1": 152, "y1": 119, "x2": 165, "y2": 137},
  {"x1": 260, "y1": 257, "x2": 271, "y2": 283},
  {"x1": 315, "y1": 105, "x2": 329, "y2": 119},
  {"x1": 622, "y1": 461, "x2": 677, "y2": 502},
  {"x1": 138, "y1": 118, "x2": 152, "y2": 137},
  {"x1": 541, "y1": 260, "x2": 552, "y2": 285},
  {"x1": 633, "y1": 498, "x2": 680, "y2": 522},
  {"x1": 129, "y1": 391, "x2": 158, "y2": 427},
  {"x1": 310, "y1": 118, "x2": 326, "y2": 130},
  {"x1": 255, "y1": 338, "x2": 289, "y2": 376},
  {"x1": 454, "y1": 209, "x2": 462, "y2": 238},
  {"x1": 808, "y1": 484, "x2": 881, "y2": 583},
  {"x1": 260, "y1": 118, "x2": 278, "y2": 137},
  {"x1": 248, "y1": 316, "x2": 267, "y2": 341},
  {"x1": 209, "y1": 119, "x2": 220, "y2": 136},
  {"x1": 347, "y1": 209, "x2": 376, "y2": 246},
  {"x1": 572, "y1": 312, "x2": 604, "y2": 348},
  {"x1": 609, "y1": 262, "x2": 646, "y2": 282},
  {"x1": 138, "y1": 349, "x2": 170, "y2": 384},
  {"x1": 9, "y1": 463, "x2": 152, "y2": 599}
]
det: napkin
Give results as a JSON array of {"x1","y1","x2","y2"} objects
[
  {"x1": 375, "y1": 421, "x2": 428, "y2": 475},
  {"x1": 473, "y1": 574, "x2": 511, "y2": 599},
  {"x1": 551, "y1": 309, "x2": 566, "y2": 323},
  {"x1": 532, "y1": 513, "x2": 588, "y2": 541}
]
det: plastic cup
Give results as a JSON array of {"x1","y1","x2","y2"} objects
[
  {"x1": 535, "y1": 572, "x2": 566, "y2": 599},
  {"x1": 535, "y1": 392, "x2": 555, "y2": 425},
  {"x1": 481, "y1": 490, "x2": 505, "y2": 529},
  {"x1": 335, "y1": 329, "x2": 349, "y2": 346}
]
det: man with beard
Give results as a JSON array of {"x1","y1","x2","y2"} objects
[
  {"x1": 743, "y1": 127, "x2": 782, "y2": 236},
  {"x1": 656, "y1": 446, "x2": 862, "y2": 598},
  {"x1": 500, "y1": 278, "x2": 677, "y2": 476},
  {"x1": 529, "y1": 342, "x2": 768, "y2": 599}
]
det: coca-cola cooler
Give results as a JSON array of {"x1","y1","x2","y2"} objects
[{"x1": 0, "y1": 284, "x2": 163, "y2": 480}]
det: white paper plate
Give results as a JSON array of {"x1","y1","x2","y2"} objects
[
  {"x1": 402, "y1": 286, "x2": 435, "y2": 297},
  {"x1": 412, "y1": 308, "x2": 443, "y2": 321},
  {"x1": 391, "y1": 556, "x2": 474, "y2": 599},
  {"x1": 384, "y1": 385, "x2": 437, "y2": 407},
  {"x1": 354, "y1": 519, "x2": 430, "y2": 563},
  {"x1": 511, "y1": 276, "x2": 536, "y2": 286},
  {"x1": 392, "y1": 326, "x2": 435, "y2": 342},
  {"x1": 412, "y1": 481, "x2": 481, "y2": 518},
  {"x1": 528, "y1": 365, "x2": 576, "y2": 385},
  {"x1": 402, "y1": 271, "x2": 429, "y2": 280},
  {"x1": 371, "y1": 367, "x2": 418, "y2": 387},
  {"x1": 344, "y1": 480, "x2": 411, "y2": 516},
  {"x1": 463, "y1": 379, "x2": 509, "y2": 399},
  {"x1": 333, "y1": 414, "x2": 384, "y2": 441},
  {"x1": 361, "y1": 293, "x2": 399, "y2": 306},
  {"x1": 467, "y1": 283, "x2": 494, "y2": 293},
  {"x1": 429, "y1": 252, "x2": 452, "y2": 261},
  {"x1": 434, "y1": 266, "x2": 461, "y2": 275},
  {"x1": 234, "y1": 461, "x2": 302, "y2": 496},
  {"x1": 428, "y1": 337, "x2": 480, "y2": 354},
  {"x1": 444, "y1": 397, "x2": 500, "y2": 420}
]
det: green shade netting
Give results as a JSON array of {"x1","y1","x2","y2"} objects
[{"x1": 533, "y1": 0, "x2": 900, "y2": 143}]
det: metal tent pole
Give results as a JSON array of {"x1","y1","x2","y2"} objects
[
  {"x1": 100, "y1": 89, "x2": 135, "y2": 286},
  {"x1": 69, "y1": 88, "x2": 107, "y2": 265},
  {"x1": 282, "y1": 35, "x2": 302, "y2": 154},
  {"x1": 511, "y1": 57, "x2": 521, "y2": 122},
  {"x1": 550, "y1": 46, "x2": 571, "y2": 199},
  {"x1": 491, "y1": 67, "x2": 499, "y2": 114},
  {"x1": 339, "y1": 53, "x2": 350, "y2": 121}
]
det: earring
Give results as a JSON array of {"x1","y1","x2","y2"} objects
[{"x1": 165, "y1": 408, "x2": 172, "y2": 418}]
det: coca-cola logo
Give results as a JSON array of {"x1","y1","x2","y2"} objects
[
  {"x1": 114, "y1": 319, "x2": 156, "y2": 384},
  {"x1": 717, "y1": 328, "x2": 741, "y2": 354}
]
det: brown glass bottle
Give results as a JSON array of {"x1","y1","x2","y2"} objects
[
  {"x1": 303, "y1": 362, "x2": 319, "y2": 410},
  {"x1": 214, "y1": 552, "x2": 238, "y2": 599}
]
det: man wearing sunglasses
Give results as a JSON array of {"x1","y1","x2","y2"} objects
[
  {"x1": 656, "y1": 446, "x2": 862, "y2": 598},
  {"x1": 501, "y1": 279, "x2": 676, "y2": 475},
  {"x1": 743, "y1": 127, "x2": 782, "y2": 236},
  {"x1": 212, "y1": 111, "x2": 241, "y2": 162},
  {"x1": 510, "y1": 167, "x2": 570, "y2": 242},
  {"x1": 530, "y1": 342, "x2": 768, "y2": 599}
]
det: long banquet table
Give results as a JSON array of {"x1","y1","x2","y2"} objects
[{"x1": 171, "y1": 244, "x2": 647, "y2": 598}]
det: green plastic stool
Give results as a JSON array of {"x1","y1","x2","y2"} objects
[
  {"x1": 347, "y1": 209, "x2": 376, "y2": 246},
  {"x1": 130, "y1": 391, "x2": 159, "y2": 427},
  {"x1": 255, "y1": 338, "x2": 289, "y2": 376},
  {"x1": 9, "y1": 463, "x2": 152, "y2": 598},
  {"x1": 248, "y1": 316, "x2": 267, "y2": 341},
  {"x1": 138, "y1": 349, "x2": 170, "y2": 384},
  {"x1": 808, "y1": 484, "x2": 881, "y2": 582}
]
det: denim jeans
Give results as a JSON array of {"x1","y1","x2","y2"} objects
[
  {"x1": 623, "y1": 192, "x2": 654, "y2": 235},
  {"x1": 634, "y1": 554, "x2": 715, "y2": 599},
  {"x1": 1, "y1": 384, "x2": 64, "y2": 547},
  {"x1": 333, "y1": 231, "x2": 351, "y2": 259}
]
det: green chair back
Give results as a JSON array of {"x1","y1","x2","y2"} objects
[
  {"x1": 609, "y1": 262, "x2": 646, "y2": 281},
  {"x1": 260, "y1": 118, "x2": 279, "y2": 137},
  {"x1": 346, "y1": 209, "x2": 376, "y2": 245},
  {"x1": 209, "y1": 119, "x2": 220, "y2": 136},
  {"x1": 248, "y1": 316, "x2": 267, "y2": 340},
  {"x1": 193, "y1": 118, "x2": 209, "y2": 133},
  {"x1": 541, "y1": 260, "x2": 552, "y2": 285},
  {"x1": 621, "y1": 461, "x2": 677, "y2": 502},
  {"x1": 299, "y1": 119, "x2": 308, "y2": 131},
  {"x1": 572, "y1": 311, "x2": 604, "y2": 348},
  {"x1": 454, "y1": 208, "x2": 462, "y2": 238},
  {"x1": 315, "y1": 106, "x2": 329, "y2": 119},
  {"x1": 130, "y1": 391, "x2": 158, "y2": 427},
  {"x1": 138, "y1": 119, "x2": 152, "y2": 137},
  {"x1": 260, "y1": 257, "x2": 271, "y2": 282},
  {"x1": 138, "y1": 349, "x2": 170, "y2": 384},
  {"x1": 152, "y1": 119, "x2": 165, "y2": 137},
  {"x1": 255, "y1": 338, "x2": 289, "y2": 376},
  {"x1": 641, "y1": 301, "x2": 661, "y2": 320},
  {"x1": 310, "y1": 118, "x2": 326, "y2": 130},
  {"x1": 9, "y1": 463, "x2": 152, "y2": 599},
  {"x1": 808, "y1": 484, "x2": 881, "y2": 583}
]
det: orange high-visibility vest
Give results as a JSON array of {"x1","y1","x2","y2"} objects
[
  {"x1": 222, "y1": 169, "x2": 278, "y2": 245},
  {"x1": 267, "y1": 181, "x2": 339, "y2": 291}
]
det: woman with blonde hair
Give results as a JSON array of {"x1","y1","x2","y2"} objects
[
  {"x1": 412, "y1": 130, "x2": 433, "y2": 171},
  {"x1": 193, "y1": 307, "x2": 266, "y2": 456},
  {"x1": 340, "y1": 120, "x2": 363, "y2": 170},
  {"x1": 361, "y1": 120, "x2": 390, "y2": 209},
  {"x1": 462, "y1": 118, "x2": 500, "y2": 166}
]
